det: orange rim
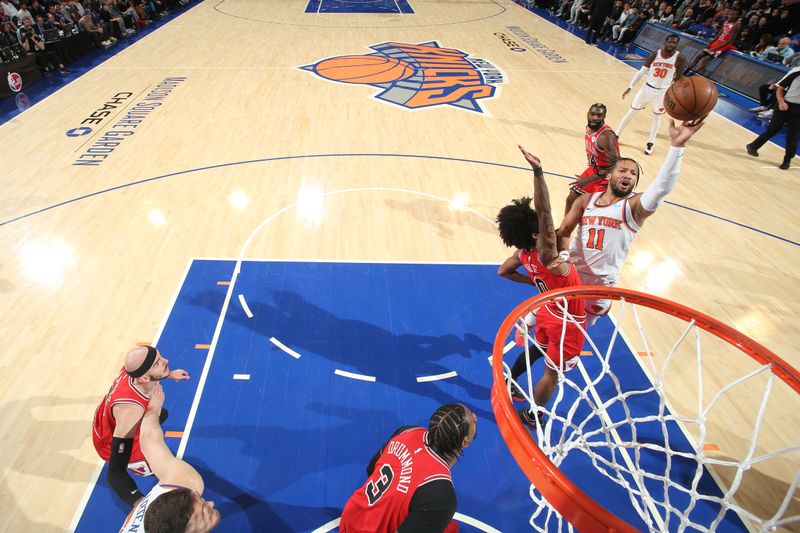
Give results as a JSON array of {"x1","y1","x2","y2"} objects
[{"x1": 491, "y1": 286, "x2": 800, "y2": 532}]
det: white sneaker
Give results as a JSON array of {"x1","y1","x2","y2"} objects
[
  {"x1": 644, "y1": 142, "x2": 654, "y2": 155},
  {"x1": 101, "y1": 40, "x2": 111, "y2": 46},
  {"x1": 758, "y1": 109, "x2": 773, "y2": 119},
  {"x1": 748, "y1": 105, "x2": 767, "y2": 112}
]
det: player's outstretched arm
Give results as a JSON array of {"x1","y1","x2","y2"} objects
[
  {"x1": 623, "y1": 51, "x2": 656, "y2": 98},
  {"x1": 631, "y1": 118, "x2": 704, "y2": 225},
  {"x1": 518, "y1": 145, "x2": 566, "y2": 274},
  {"x1": 108, "y1": 403, "x2": 146, "y2": 506},
  {"x1": 138, "y1": 384, "x2": 204, "y2": 494}
]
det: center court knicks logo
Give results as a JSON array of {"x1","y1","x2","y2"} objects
[{"x1": 300, "y1": 41, "x2": 504, "y2": 113}]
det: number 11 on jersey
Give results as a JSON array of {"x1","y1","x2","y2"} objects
[{"x1": 587, "y1": 228, "x2": 605, "y2": 250}]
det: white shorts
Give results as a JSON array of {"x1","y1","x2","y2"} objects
[
  {"x1": 577, "y1": 271, "x2": 617, "y2": 318},
  {"x1": 631, "y1": 84, "x2": 667, "y2": 114}
]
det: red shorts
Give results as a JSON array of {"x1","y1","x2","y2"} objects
[
  {"x1": 534, "y1": 306, "x2": 586, "y2": 370},
  {"x1": 93, "y1": 432, "x2": 152, "y2": 475},
  {"x1": 577, "y1": 166, "x2": 608, "y2": 193},
  {"x1": 705, "y1": 42, "x2": 734, "y2": 57}
]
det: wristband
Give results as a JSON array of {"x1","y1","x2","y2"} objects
[{"x1": 533, "y1": 168, "x2": 544, "y2": 178}]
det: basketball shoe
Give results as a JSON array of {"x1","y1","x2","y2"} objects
[{"x1": 644, "y1": 143, "x2": 654, "y2": 155}]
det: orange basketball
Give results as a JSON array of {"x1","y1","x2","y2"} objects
[
  {"x1": 663, "y1": 76, "x2": 718, "y2": 121},
  {"x1": 313, "y1": 55, "x2": 416, "y2": 85}
]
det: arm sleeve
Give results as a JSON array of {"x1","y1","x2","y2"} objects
[
  {"x1": 397, "y1": 480, "x2": 457, "y2": 533},
  {"x1": 107, "y1": 437, "x2": 142, "y2": 507},
  {"x1": 366, "y1": 425, "x2": 416, "y2": 476},
  {"x1": 628, "y1": 66, "x2": 648, "y2": 89},
  {"x1": 639, "y1": 146, "x2": 685, "y2": 212}
]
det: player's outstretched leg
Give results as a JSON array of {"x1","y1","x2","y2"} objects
[
  {"x1": 646, "y1": 112, "x2": 662, "y2": 155},
  {"x1": 616, "y1": 107, "x2": 638, "y2": 139}
]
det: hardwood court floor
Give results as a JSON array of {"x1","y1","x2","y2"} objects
[{"x1": 1, "y1": 0, "x2": 798, "y2": 530}]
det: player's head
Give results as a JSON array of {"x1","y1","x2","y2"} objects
[
  {"x1": 124, "y1": 345, "x2": 171, "y2": 382},
  {"x1": 664, "y1": 34, "x2": 680, "y2": 52},
  {"x1": 496, "y1": 197, "x2": 538, "y2": 251},
  {"x1": 427, "y1": 404, "x2": 478, "y2": 464},
  {"x1": 607, "y1": 158, "x2": 642, "y2": 197},
  {"x1": 587, "y1": 103, "x2": 607, "y2": 130},
  {"x1": 144, "y1": 488, "x2": 221, "y2": 533}
]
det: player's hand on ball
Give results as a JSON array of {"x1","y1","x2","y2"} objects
[
  {"x1": 518, "y1": 144, "x2": 542, "y2": 169},
  {"x1": 668, "y1": 118, "x2": 704, "y2": 147},
  {"x1": 169, "y1": 368, "x2": 190, "y2": 381},
  {"x1": 622, "y1": 88, "x2": 630, "y2": 99}
]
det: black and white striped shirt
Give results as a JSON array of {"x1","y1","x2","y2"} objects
[{"x1": 777, "y1": 67, "x2": 800, "y2": 104}]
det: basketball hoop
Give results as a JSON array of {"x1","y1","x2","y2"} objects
[{"x1": 491, "y1": 286, "x2": 800, "y2": 532}]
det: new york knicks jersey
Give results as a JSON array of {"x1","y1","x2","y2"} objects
[
  {"x1": 570, "y1": 192, "x2": 639, "y2": 283},
  {"x1": 647, "y1": 49, "x2": 680, "y2": 89},
  {"x1": 119, "y1": 484, "x2": 180, "y2": 532},
  {"x1": 340, "y1": 427, "x2": 452, "y2": 533}
]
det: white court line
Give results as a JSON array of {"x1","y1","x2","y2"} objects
[
  {"x1": 335, "y1": 369, "x2": 377, "y2": 382},
  {"x1": 238, "y1": 293, "x2": 253, "y2": 318},
  {"x1": 503, "y1": 340, "x2": 516, "y2": 354},
  {"x1": 269, "y1": 336, "x2": 302, "y2": 359},
  {"x1": 233, "y1": 373, "x2": 250, "y2": 380},
  {"x1": 416, "y1": 371, "x2": 457, "y2": 382},
  {"x1": 68, "y1": 258, "x2": 196, "y2": 532}
]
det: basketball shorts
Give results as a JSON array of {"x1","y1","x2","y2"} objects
[
  {"x1": 577, "y1": 165, "x2": 608, "y2": 193},
  {"x1": 576, "y1": 271, "x2": 616, "y2": 320},
  {"x1": 632, "y1": 84, "x2": 667, "y2": 114},
  {"x1": 704, "y1": 42, "x2": 734, "y2": 57},
  {"x1": 534, "y1": 306, "x2": 586, "y2": 371},
  {"x1": 93, "y1": 434, "x2": 153, "y2": 476}
]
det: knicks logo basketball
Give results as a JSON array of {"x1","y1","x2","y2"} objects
[{"x1": 300, "y1": 41, "x2": 504, "y2": 112}]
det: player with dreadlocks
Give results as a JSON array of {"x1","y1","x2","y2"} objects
[
  {"x1": 497, "y1": 146, "x2": 586, "y2": 429},
  {"x1": 340, "y1": 404, "x2": 477, "y2": 533}
]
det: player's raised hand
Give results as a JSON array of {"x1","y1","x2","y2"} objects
[
  {"x1": 668, "y1": 118, "x2": 705, "y2": 148},
  {"x1": 169, "y1": 368, "x2": 190, "y2": 381},
  {"x1": 518, "y1": 145, "x2": 542, "y2": 169},
  {"x1": 146, "y1": 383, "x2": 164, "y2": 414}
]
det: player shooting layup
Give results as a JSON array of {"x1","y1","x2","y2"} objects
[
  {"x1": 558, "y1": 119, "x2": 704, "y2": 326},
  {"x1": 617, "y1": 34, "x2": 686, "y2": 156}
]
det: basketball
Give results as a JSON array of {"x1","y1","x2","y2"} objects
[
  {"x1": 663, "y1": 76, "x2": 718, "y2": 121},
  {"x1": 313, "y1": 55, "x2": 416, "y2": 85}
]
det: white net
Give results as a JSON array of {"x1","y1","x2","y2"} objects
[{"x1": 496, "y1": 292, "x2": 800, "y2": 533}]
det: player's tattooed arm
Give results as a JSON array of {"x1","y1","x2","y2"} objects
[
  {"x1": 674, "y1": 53, "x2": 686, "y2": 81},
  {"x1": 518, "y1": 145, "x2": 563, "y2": 271},
  {"x1": 573, "y1": 131, "x2": 619, "y2": 189}
]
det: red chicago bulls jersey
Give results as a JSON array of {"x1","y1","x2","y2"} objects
[
  {"x1": 518, "y1": 248, "x2": 584, "y2": 318},
  {"x1": 92, "y1": 367, "x2": 150, "y2": 461},
  {"x1": 340, "y1": 427, "x2": 452, "y2": 533},
  {"x1": 585, "y1": 123, "x2": 618, "y2": 170}
]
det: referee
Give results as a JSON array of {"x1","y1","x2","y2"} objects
[{"x1": 746, "y1": 66, "x2": 800, "y2": 170}]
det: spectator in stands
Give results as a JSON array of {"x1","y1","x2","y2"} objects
[
  {"x1": 612, "y1": 5, "x2": 638, "y2": 39},
  {"x1": 0, "y1": 21, "x2": 18, "y2": 47},
  {"x1": 568, "y1": 0, "x2": 587, "y2": 24},
  {"x1": 16, "y1": 16, "x2": 34, "y2": 43},
  {"x1": 657, "y1": 3, "x2": 674, "y2": 25},
  {"x1": 17, "y1": 3, "x2": 33, "y2": 24},
  {"x1": 753, "y1": 16, "x2": 770, "y2": 38},
  {"x1": 99, "y1": 1, "x2": 125, "y2": 39},
  {"x1": 44, "y1": 13, "x2": 61, "y2": 30},
  {"x1": 111, "y1": 0, "x2": 139, "y2": 29},
  {"x1": 735, "y1": 26, "x2": 758, "y2": 51},
  {"x1": 617, "y1": 9, "x2": 649, "y2": 44},
  {"x1": 78, "y1": 9, "x2": 110, "y2": 47},
  {"x1": 21, "y1": 23, "x2": 67, "y2": 74},
  {"x1": 758, "y1": 35, "x2": 795, "y2": 61},
  {"x1": 1, "y1": 0, "x2": 19, "y2": 23},
  {"x1": 598, "y1": 0, "x2": 625, "y2": 40},
  {"x1": 30, "y1": 0, "x2": 46, "y2": 19},
  {"x1": 585, "y1": 0, "x2": 614, "y2": 44},
  {"x1": 675, "y1": 7, "x2": 695, "y2": 31},
  {"x1": 33, "y1": 14, "x2": 45, "y2": 36},
  {"x1": 751, "y1": 33, "x2": 773, "y2": 54},
  {"x1": 686, "y1": 12, "x2": 709, "y2": 35}
]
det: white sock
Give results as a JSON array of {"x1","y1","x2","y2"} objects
[
  {"x1": 648, "y1": 113, "x2": 662, "y2": 145},
  {"x1": 616, "y1": 108, "x2": 638, "y2": 138},
  {"x1": 524, "y1": 312, "x2": 536, "y2": 328}
]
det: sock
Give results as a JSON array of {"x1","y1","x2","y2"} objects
[{"x1": 648, "y1": 113, "x2": 662, "y2": 145}]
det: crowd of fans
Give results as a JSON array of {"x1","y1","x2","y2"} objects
[
  {"x1": 531, "y1": 0, "x2": 799, "y2": 66},
  {"x1": 0, "y1": 0, "x2": 190, "y2": 76}
]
